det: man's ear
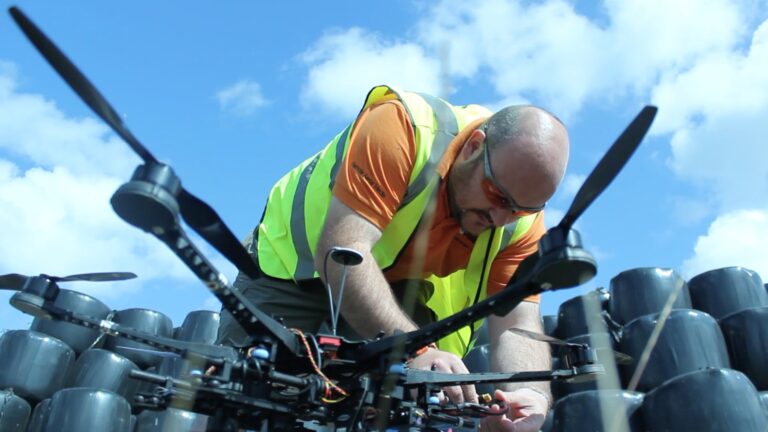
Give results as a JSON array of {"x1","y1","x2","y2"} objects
[{"x1": 459, "y1": 128, "x2": 486, "y2": 161}]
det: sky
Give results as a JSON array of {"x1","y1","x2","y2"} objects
[{"x1": 0, "y1": 0, "x2": 767, "y2": 334}]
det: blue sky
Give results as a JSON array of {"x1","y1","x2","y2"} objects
[{"x1": 1, "y1": 0, "x2": 767, "y2": 332}]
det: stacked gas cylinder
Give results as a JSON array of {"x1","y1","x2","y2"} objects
[
  {"x1": 465, "y1": 265, "x2": 768, "y2": 432},
  {"x1": 2, "y1": 266, "x2": 767, "y2": 431},
  {"x1": 551, "y1": 266, "x2": 768, "y2": 431},
  {"x1": 0, "y1": 293, "x2": 220, "y2": 432}
]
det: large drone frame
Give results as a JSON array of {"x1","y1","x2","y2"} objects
[{"x1": 3, "y1": 6, "x2": 657, "y2": 431}]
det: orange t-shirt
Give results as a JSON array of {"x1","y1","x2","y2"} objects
[{"x1": 332, "y1": 100, "x2": 545, "y2": 299}]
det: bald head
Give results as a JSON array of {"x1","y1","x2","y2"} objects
[{"x1": 482, "y1": 105, "x2": 570, "y2": 206}]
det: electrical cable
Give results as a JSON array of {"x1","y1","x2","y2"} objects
[
  {"x1": 333, "y1": 263, "x2": 349, "y2": 335},
  {"x1": 322, "y1": 248, "x2": 338, "y2": 335},
  {"x1": 290, "y1": 328, "x2": 348, "y2": 402},
  {"x1": 308, "y1": 333, "x2": 322, "y2": 370}
]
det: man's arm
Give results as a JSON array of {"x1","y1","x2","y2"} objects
[
  {"x1": 314, "y1": 197, "x2": 418, "y2": 337},
  {"x1": 315, "y1": 197, "x2": 478, "y2": 403},
  {"x1": 482, "y1": 302, "x2": 551, "y2": 432},
  {"x1": 488, "y1": 302, "x2": 552, "y2": 399}
]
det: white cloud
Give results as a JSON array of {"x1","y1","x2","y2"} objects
[
  {"x1": 644, "y1": 16, "x2": 768, "y2": 275},
  {"x1": 0, "y1": 63, "x2": 223, "y2": 327},
  {"x1": 562, "y1": 173, "x2": 586, "y2": 200},
  {"x1": 0, "y1": 61, "x2": 137, "y2": 177},
  {"x1": 651, "y1": 15, "x2": 768, "y2": 134},
  {"x1": 297, "y1": 0, "x2": 757, "y2": 122},
  {"x1": 0, "y1": 164, "x2": 193, "y2": 288},
  {"x1": 299, "y1": 27, "x2": 442, "y2": 119},
  {"x1": 604, "y1": 0, "x2": 749, "y2": 90},
  {"x1": 543, "y1": 207, "x2": 565, "y2": 229},
  {"x1": 681, "y1": 209, "x2": 768, "y2": 280},
  {"x1": 413, "y1": 0, "x2": 753, "y2": 118},
  {"x1": 216, "y1": 80, "x2": 269, "y2": 117},
  {"x1": 650, "y1": 19, "x2": 768, "y2": 212},
  {"x1": 669, "y1": 109, "x2": 768, "y2": 210},
  {"x1": 298, "y1": 0, "x2": 767, "y2": 281},
  {"x1": 297, "y1": 1, "x2": 768, "y2": 279},
  {"x1": 670, "y1": 196, "x2": 714, "y2": 226}
]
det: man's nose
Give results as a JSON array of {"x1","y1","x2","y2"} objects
[{"x1": 488, "y1": 208, "x2": 509, "y2": 227}]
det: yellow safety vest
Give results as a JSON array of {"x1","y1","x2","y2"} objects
[{"x1": 256, "y1": 85, "x2": 538, "y2": 356}]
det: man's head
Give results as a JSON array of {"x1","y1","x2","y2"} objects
[{"x1": 447, "y1": 105, "x2": 570, "y2": 237}]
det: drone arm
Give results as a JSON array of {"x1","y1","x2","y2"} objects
[
  {"x1": 404, "y1": 368, "x2": 596, "y2": 387},
  {"x1": 177, "y1": 189, "x2": 261, "y2": 279},
  {"x1": 151, "y1": 227, "x2": 300, "y2": 354},
  {"x1": 31, "y1": 300, "x2": 238, "y2": 360},
  {"x1": 353, "y1": 275, "x2": 543, "y2": 364},
  {"x1": 129, "y1": 369, "x2": 296, "y2": 414}
]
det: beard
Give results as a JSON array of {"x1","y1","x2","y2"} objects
[{"x1": 446, "y1": 162, "x2": 492, "y2": 239}]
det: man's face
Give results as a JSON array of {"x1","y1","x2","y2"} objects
[{"x1": 448, "y1": 136, "x2": 546, "y2": 237}]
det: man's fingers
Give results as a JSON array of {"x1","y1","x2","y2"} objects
[
  {"x1": 413, "y1": 350, "x2": 480, "y2": 404},
  {"x1": 483, "y1": 389, "x2": 547, "y2": 432},
  {"x1": 480, "y1": 411, "x2": 514, "y2": 432},
  {"x1": 444, "y1": 385, "x2": 465, "y2": 404},
  {"x1": 431, "y1": 358, "x2": 465, "y2": 403},
  {"x1": 448, "y1": 359, "x2": 478, "y2": 403},
  {"x1": 461, "y1": 383, "x2": 479, "y2": 403}
]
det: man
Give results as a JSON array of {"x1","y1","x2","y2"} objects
[{"x1": 218, "y1": 85, "x2": 569, "y2": 432}]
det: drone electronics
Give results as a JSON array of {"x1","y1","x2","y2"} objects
[{"x1": 6, "y1": 6, "x2": 657, "y2": 431}]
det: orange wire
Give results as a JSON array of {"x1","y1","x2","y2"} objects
[{"x1": 290, "y1": 328, "x2": 349, "y2": 400}]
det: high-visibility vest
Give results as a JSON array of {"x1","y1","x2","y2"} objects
[{"x1": 255, "y1": 85, "x2": 538, "y2": 356}]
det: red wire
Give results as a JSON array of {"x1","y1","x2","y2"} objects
[{"x1": 291, "y1": 328, "x2": 349, "y2": 399}]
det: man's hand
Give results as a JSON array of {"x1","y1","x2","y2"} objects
[
  {"x1": 480, "y1": 388, "x2": 548, "y2": 432},
  {"x1": 408, "y1": 347, "x2": 479, "y2": 404},
  {"x1": 485, "y1": 302, "x2": 551, "y2": 431}
]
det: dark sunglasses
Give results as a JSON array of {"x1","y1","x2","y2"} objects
[{"x1": 480, "y1": 129, "x2": 546, "y2": 215}]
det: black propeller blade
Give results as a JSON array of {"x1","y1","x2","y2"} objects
[
  {"x1": 508, "y1": 327, "x2": 575, "y2": 347},
  {"x1": 9, "y1": 6, "x2": 259, "y2": 279},
  {"x1": 8, "y1": 7, "x2": 157, "y2": 164},
  {"x1": 178, "y1": 189, "x2": 261, "y2": 278},
  {"x1": 51, "y1": 272, "x2": 138, "y2": 283},
  {"x1": 0, "y1": 272, "x2": 136, "y2": 290},
  {"x1": 356, "y1": 105, "x2": 659, "y2": 363},
  {"x1": 511, "y1": 105, "x2": 658, "y2": 292},
  {"x1": 509, "y1": 328, "x2": 633, "y2": 365},
  {"x1": 0, "y1": 273, "x2": 29, "y2": 290},
  {"x1": 559, "y1": 106, "x2": 657, "y2": 231}
]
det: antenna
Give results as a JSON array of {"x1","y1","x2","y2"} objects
[{"x1": 323, "y1": 247, "x2": 363, "y2": 335}]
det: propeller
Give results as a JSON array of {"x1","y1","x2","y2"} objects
[
  {"x1": 8, "y1": 8, "x2": 157, "y2": 164},
  {"x1": 519, "y1": 106, "x2": 658, "y2": 292},
  {"x1": 8, "y1": 6, "x2": 260, "y2": 279},
  {"x1": 508, "y1": 327, "x2": 579, "y2": 347},
  {"x1": 558, "y1": 106, "x2": 658, "y2": 231},
  {"x1": 4, "y1": 271, "x2": 135, "y2": 320},
  {"x1": 0, "y1": 272, "x2": 136, "y2": 290},
  {"x1": 509, "y1": 328, "x2": 633, "y2": 365},
  {"x1": 0, "y1": 274, "x2": 26, "y2": 290},
  {"x1": 358, "y1": 106, "x2": 658, "y2": 362}
]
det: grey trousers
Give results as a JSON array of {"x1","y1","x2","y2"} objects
[{"x1": 216, "y1": 271, "x2": 436, "y2": 347}]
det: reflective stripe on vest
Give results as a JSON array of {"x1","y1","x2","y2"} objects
[
  {"x1": 255, "y1": 85, "x2": 539, "y2": 357},
  {"x1": 426, "y1": 212, "x2": 540, "y2": 357},
  {"x1": 257, "y1": 85, "x2": 490, "y2": 280}
]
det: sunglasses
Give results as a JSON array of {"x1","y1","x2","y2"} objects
[{"x1": 480, "y1": 132, "x2": 546, "y2": 215}]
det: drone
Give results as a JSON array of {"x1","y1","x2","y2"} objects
[{"x1": 2, "y1": 6, "x2": 657, "y2": 431}]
